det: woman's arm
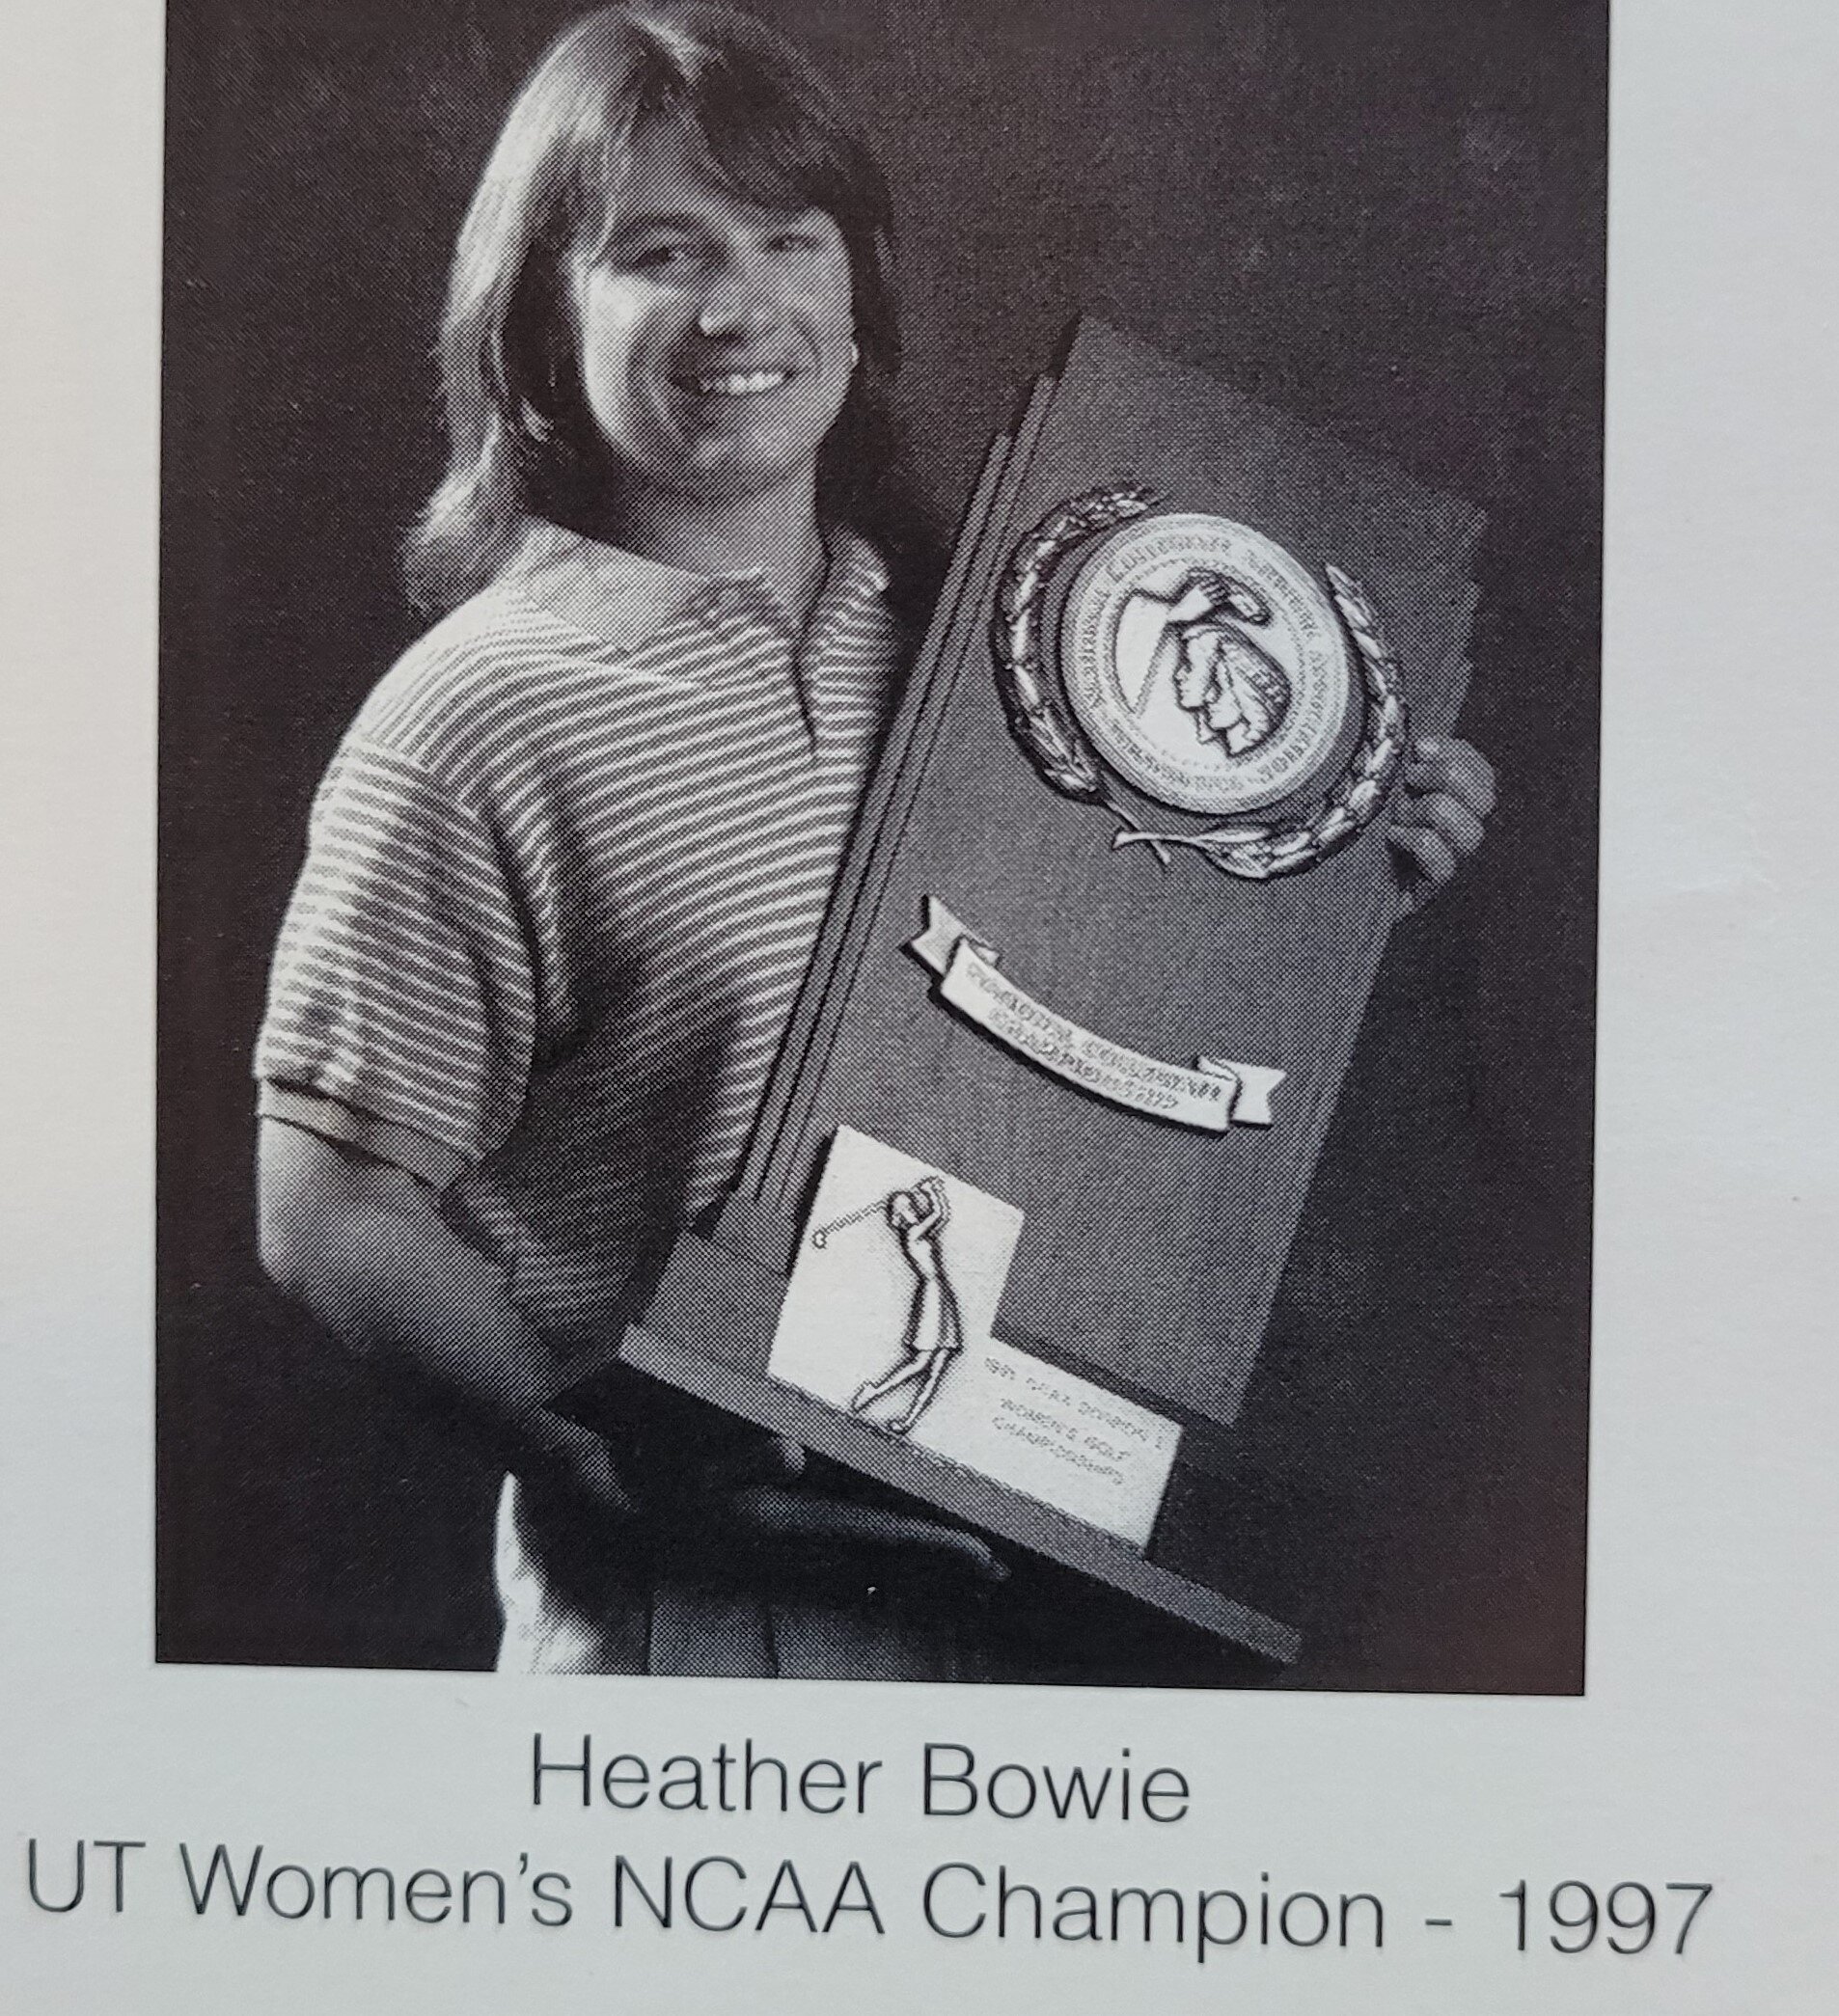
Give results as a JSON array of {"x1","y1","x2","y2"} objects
[
  {"x1": 258, "y1": 1119, "x2": 1006, "y2": 1579},
  {"x1": 256, "y1": 1117, "x2": 626, "y2": 1517}
]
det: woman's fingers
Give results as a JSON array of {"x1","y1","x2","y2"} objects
[
  {"x1": 1394, "y1": 788, "x2": 1486, "y2": 858},
  {"x1": 1406, "y1": 736, "x2": 1496, "y2": 817},
  {"x1": 767, "y1": 1435, "x2": 808, "y2": 1480},
  {"x1": 1391, "y1": 734, "x2": 1494, "y2": 913},
  {"x1": 689, "y1": 1429, "x2": 809, "y2": 1494},
  {"x1": 1387, "y1": 822, "x2": 1459, "y2": 912}
]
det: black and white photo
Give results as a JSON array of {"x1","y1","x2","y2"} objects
[{"x1": 157, "y1": 0, "x2": 1604, "y2": 1692}]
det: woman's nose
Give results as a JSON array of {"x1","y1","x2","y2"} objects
[{"x1": 695, "y1": 252, "x2": 776, "y2": 340}]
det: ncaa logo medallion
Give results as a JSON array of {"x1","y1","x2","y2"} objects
[
  {"x1": 992, "y1": 484, "x2": 1412, "y2": 882},
  {"x1": 1060, "y1": 512, "x2": 1356, "y2": 817}
]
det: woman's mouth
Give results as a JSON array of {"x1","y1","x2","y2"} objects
[{"x1": 679, "y1": 368, "x2": 794, "y2": 397}]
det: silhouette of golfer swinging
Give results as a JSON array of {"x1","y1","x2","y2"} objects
[{"x1": 845, "y1": 1177, "x2": 965, "y2": 1435}]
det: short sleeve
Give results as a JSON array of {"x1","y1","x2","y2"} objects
[{"x1": 254, "y1": 734, "x2": 537, "y2": 1177}]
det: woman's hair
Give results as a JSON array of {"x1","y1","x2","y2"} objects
[{"x1": 404, "y1": 2, "x2": 941, "y2": 619}]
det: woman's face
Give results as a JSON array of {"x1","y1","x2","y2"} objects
[{"x1": 569, "y1": 121, "x2": 857, "y2": 509}]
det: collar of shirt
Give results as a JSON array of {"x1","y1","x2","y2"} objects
[{"x1": 500, "y1": 515, "x2": 892, "y2": 661}]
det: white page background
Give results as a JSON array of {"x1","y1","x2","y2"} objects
[{"x1": 2, "y1": 2, "x2": 1835, "y2": 2009}]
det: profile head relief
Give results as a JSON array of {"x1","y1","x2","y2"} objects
[
  {"x1": 408, "y1": 2, "x2": 906, "y2": 609},
  {"x1": 1161, "y1": 569, "x2": 1293, "y2": 758}
]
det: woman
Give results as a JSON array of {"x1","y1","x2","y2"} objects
[{"x1": 255, "y1": 2, "x2": 1495, "y2": 1680}]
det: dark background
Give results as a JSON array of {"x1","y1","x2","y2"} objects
[{"x1": 158, "y1": 0, "x2": 1605, "y2": 1689}]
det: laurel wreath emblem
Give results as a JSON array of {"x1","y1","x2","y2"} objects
[{"x1": 991, "y1": 486, "x2": 1412, "y2": 882}]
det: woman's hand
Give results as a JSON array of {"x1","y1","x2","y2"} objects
[
  {"x1": 1387, "y1": 735, "x2": 1496, "y2": 913},
  {"x1": 714, "y1": 1436, "x2": 1009, "y2": 1585},
  {"x1": 726, "y1": 1481, "x2": 1010, "y2": 1585}
]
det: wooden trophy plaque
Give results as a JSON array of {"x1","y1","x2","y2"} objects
[{"x1": 560, "y1": 319, "x2": 1483, "y2": 1665}]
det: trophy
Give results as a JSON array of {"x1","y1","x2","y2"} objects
[{"x1": 561, "y1": 319, "x2": 1483, "y2": 1664}]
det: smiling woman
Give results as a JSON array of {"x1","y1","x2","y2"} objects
[
  {"x1": 253, "y1": 2, "x2": 983, "y2": 1680},
  {"x1": 405, "y1": 2, "x2": 925, "y2": 620},
  {"x1": 570, "y1": 124, "x2": 859, "y2": 570}
]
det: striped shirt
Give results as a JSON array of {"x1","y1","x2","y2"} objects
[{"x1": 256, "y1": 519, "x2": 904, "y2": 1349}]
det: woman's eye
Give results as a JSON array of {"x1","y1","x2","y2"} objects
[
  {"x1": 629, "y1": 242, "x2": 695, "y2": 271},
  {"x1": 769, "y1": 231, "x2": 819, "y2": 254}
]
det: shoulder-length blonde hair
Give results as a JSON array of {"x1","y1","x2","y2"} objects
[{"x1": 405, "y1": 3, "x2": 934, "y2": 616}]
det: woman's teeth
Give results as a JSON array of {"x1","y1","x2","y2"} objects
[{"x1": 692, "y1": 369, "x2": 791, "y2": 396}]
